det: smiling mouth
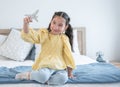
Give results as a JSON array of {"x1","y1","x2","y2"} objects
[{"x1": 53, "y1": 30, "x2": 59, "y2": 32}]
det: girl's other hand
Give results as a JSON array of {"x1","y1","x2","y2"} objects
[{"x1": 68, "y1": 73, "x2": 75, "y2": 78}]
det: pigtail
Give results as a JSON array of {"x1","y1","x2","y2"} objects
[{"x1": 65, "y1": 24, "x2": 74, "y2": 52}]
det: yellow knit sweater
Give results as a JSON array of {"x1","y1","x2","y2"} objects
[{"x1": 21, "y1": 28, "x2": 75, "y2": 70}]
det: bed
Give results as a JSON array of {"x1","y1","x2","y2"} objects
[{"x1": 0, "y1": 27, "x2": 120, "y2": 87}]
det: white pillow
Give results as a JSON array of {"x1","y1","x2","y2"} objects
[
  {"x1": 73, "y1": 29, "x2": 80, "y2": 54},
  {"x1": 0, "y1": 35, "x2": 7, "y2": 46},
  {"x1": 0, "y1": 29, "x2": 33, "y2": 61}
]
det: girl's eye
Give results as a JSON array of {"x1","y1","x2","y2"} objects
[{"x1": 52, "y1": 21, "x2": 56, "y2": 24}]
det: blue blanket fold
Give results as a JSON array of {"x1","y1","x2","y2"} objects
[{"x1": 0, "y1": 63, "x2": 120, "y2": 84}]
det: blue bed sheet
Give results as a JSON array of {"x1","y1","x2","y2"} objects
[{"x1": 0, "y1": 63, "x2": 120, "y2": 84}]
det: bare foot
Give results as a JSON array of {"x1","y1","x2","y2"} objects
[{"x1": 15, "y1": 72, "x2": 30, "y2": 80}]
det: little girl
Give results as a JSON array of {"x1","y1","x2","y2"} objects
[{"x1": 15, "y1": 11, "x2": 75, "y2": 85}]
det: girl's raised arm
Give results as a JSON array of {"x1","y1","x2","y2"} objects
[{"x1": 23, "y1": 16, "x2": 32, "y2": 33}]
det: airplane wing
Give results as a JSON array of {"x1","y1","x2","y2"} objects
[
  {"x1": 33, "y1": 10, "x2": 39, "y2": 15},
  {"x1": 24, "y1": 9, "x2": 39, "y2": 22}
]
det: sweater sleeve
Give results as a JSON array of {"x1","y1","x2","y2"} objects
[
  {"x1": 21, "y1": 28, "x2": 48, "y2": 44},
  {"x1": 62, "y1": 35, "x2": 76, "y2": 69}
]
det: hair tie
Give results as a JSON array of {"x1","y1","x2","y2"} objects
[{"x1": 60, "y1": 12, "x2": 64, "y2": 17}]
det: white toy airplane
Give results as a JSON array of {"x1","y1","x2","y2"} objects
[{"x1": 25, "y1": 9, "x2": 39, "y2": 22}]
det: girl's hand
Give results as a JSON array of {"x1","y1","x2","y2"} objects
[
  {"x1": 24, "y1": 16, "x2": 33, "y2": 25},
  {"x1": 67, "y1": 67, "x2": 75, "y2": 78},
  {"x1": 68, "y1": 73, "x2": 74, "y2": 78},
  {"x1": 23, "y1": 16, "x2": 32, "y2": 33}
]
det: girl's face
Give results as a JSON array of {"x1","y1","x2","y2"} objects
[{"x1": 50, "y1": 16, "x2": 68, "y2": 35}]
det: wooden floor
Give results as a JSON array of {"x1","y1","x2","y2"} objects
[
  {"x1": 0, "y1": 83, "x2": 120, "y2": 87},
  {"x1": 110, "y1": 62, "x2": 120, "y2": 68}
]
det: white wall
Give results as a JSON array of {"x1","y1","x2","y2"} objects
[
  {"x1": 113, "y1": 0, "x2": 120, "y2": 61},
  {"x1": 0, "y1": 0, "x2": 119, "y2": 61},
  {"x1": 115, "y1": 0, "x2": 120, "y2": 61}
]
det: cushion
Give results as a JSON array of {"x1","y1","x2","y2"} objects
[
  {"x1": 0, "y1": 29, "x2": 33, "y2": 61},
  {"x1": 0, "y1": 35, "x2": 7, "y2": 46},
  {"x1": 25, "y1": 44, "x2": 36, "y2": 60},
  {"x1": 73, "y1": 29, "x2": 80, "y2": 54}
]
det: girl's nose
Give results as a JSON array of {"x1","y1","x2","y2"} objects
[{"x1": 54, "y1": 25, "x2": 59, "y2": 30}]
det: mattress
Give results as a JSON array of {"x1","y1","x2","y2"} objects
[
  {"x1": 0, "y1": 54, "x2": 97, "y2": 68},
  {"x1": 0, "y1": 56, "x2": 34, "y2": 68}
]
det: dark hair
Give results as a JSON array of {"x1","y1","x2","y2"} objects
[{"x1": 47, "y1": 11, "x2": 74, "y2": 52}]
